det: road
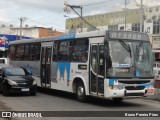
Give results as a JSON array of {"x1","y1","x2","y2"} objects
[{"x1": 0, "y1": 89, "x2": 160, "y2": 120}]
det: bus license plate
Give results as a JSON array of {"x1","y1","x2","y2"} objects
[
  {"x1": 147, "y1": 89, "x2": 154, "y2": 93},
  {"x1": 21, "y1": 88, "x2": 29, "y2": 92}
]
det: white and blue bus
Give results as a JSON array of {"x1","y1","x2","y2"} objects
[{"x1": 8, "y1": 30, "x2": 154, "y2": 102}]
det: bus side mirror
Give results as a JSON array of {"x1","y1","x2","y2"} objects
[
  {"x1": 104, "y1": 45, "x2": 110, "y2": 60},
  {"x1": 104, "y1": 44, "x2": 112, "y2": 68}
]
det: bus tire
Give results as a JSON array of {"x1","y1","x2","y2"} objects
[{"x1": 76, "y1": 83, "x2": 86, "y2": 102}]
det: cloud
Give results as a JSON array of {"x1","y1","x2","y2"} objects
[
  {"x1": 0, "y1": 9, "x2": 9, "y2": 22},
  {"x1": 112, "y1": 0, "x2": 160, "y2": 11},
  {"x1": 0, "y1": 0, "x2": 160, "y2": 32},
  {"x1": 1, "y1": 0, "x2": 160, "y2": 14}
]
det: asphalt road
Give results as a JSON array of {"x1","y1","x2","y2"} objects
[{"x1": 0, "y1": 89, "x2": 160, "y2": 120}]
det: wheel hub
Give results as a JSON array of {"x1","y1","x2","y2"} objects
[{"x1": 77, "y1": 87, "x2": 84, "y2": 97}]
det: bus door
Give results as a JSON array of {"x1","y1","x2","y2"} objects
[
  {"x1": 40, "y1": 46, "x2": 52, "y2": 88},
  {"x1": 90, "y1": 44, "x2": 104, "y2": 95}
]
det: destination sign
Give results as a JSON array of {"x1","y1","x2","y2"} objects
[{"x1": 109, "y1": 31, "x2": 149, "y2": 41}]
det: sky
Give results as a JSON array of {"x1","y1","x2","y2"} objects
[{"x1": 0, "y1": 0, "x2": 160, "y2": 32}]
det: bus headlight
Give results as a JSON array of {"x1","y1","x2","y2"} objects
[{"x1": 7, "y1": 79, "x2": 18, "y2": 86}]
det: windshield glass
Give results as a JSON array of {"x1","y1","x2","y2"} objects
[
  {"x1": 5, "y1": 68, "x2": 25, "y2": 76},
  {"x1": 111, "y1": 40, "x2": 131, "y2": 66},
  {"x1": 133, "y1": 42, "x2": 153, "y2": 77},
  {"x1": 107, "y1": 40, "x2": 153, "y2": 78}
]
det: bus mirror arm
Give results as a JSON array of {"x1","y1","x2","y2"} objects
[
  {"x1": 104, "y1": 44, "x2": 110, "y2": 60},
  {"x1": 104, "y1": 46, "x2": 112, "y2": 69},
  {"x1": 104, "y1": 41, "x2": 112, "y2": 68}
]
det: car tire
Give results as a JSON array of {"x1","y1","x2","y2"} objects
[
  {"x1": 3, "y1": 85, "x2": 9, "y2": 96},
  {"x1": 76, "y1": 83, "x2": 86, "y2": 102}
]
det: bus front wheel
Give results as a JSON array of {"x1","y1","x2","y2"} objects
[{"x1": 76, "y1": 84, "x2": 86, "y2": 102}]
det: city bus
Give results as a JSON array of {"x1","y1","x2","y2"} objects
[{"x1": 8, "y1": 30, "x2": 154, "y2": 102}]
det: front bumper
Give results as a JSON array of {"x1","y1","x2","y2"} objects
[{"x1": 8, "y1": 85, "x2": 37, "y2": 94}]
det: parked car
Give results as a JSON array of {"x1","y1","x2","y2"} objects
[{"x1": 0, "y1": 66, "x2": 37, "y2": 96}]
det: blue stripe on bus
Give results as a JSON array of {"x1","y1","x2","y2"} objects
[
  {"x1": 56, "y1": 62, "x2": 71, "y2": 81},
  {"x1": 58, "y1": 34, "x2": 75, "y2": 40},
  {"x1": 109, "y1": 79, "x2": 114, "y2": 86}
]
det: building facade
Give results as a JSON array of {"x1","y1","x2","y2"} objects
[
  {"x1": 0, "y1": 26, "x2": 64, "y2": 38},
  {"x1": 65, "y1": 5, "x2": 160, "y2": 62},
  {"x1": 66, "y1": 5, "x2": 160, "y2": 34},
  {"x1": 0, "y1": 26, "x2": 64, "y2": 57}
]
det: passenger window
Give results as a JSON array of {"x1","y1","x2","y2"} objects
[{"x1": 91, "y1": 45, "x2": 98, "y2": 73}]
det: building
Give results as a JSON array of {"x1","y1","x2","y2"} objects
[
  {"x1": 65, "y1": 5, "x2": 160, "y2": 62},
  {"x1": 65, "y1": 5, "x2": 160, "y2": 34},
  {"x1": 0, "y1": 26, "x2": 64, "y2": 57},
  {"x1": 0, "y1": 26, "x2": 64, "y2": 38}
]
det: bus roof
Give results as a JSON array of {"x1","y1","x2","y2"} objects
[
  {"x1": 9, "y1": 30, "x2": 149, "y2": 45},
  {"x1": 9, "y1": 30, "x2": 106, "y2": 45}
]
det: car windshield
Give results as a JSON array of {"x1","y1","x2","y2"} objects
[{"x1": 5, "y1": 68, "x2": 25, "y2": 76}]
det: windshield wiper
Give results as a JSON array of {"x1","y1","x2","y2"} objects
[{"x1": 118, "y1": 40, "x2": 131, "y2": 53}]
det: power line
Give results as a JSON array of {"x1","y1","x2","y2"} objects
[
  {"x1": 82, "y1": 0, "x2": 114, "y2": 6},
  {"x1": 28, "y1": 18, "x2": 49, "y2": 26},
  {"x1": 70, "y1": 7, "x2": 99, "y2": 30},
  {"x1": 133, "y1": 0, "x2": 141, "y2": 6}
]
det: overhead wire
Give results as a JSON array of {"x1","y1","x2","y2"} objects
[
  {"x1": 70, "y1": 7, "x2": 99, "y2": 30},
  {"x1": 81, "y1": 0, "x2": 114, "y2": 6}
]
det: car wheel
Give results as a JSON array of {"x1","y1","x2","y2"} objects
[
  {"x1": 76, "y1": 84, "x2": 86, "y2": 102},
  {"x1": 3, "y1": 85, "x2": 9, "y2": 96}
]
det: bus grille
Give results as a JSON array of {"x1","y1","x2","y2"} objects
[
  {"x1": 125, "y1": 86, "x2": 145, "y2": 90},
  {"x1": 119, "y1": 81, "x2": 150, "y2": 84}
]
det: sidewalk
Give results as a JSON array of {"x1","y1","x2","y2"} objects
[{"x1": 144, "y1": 88, "x2": 160, "y2": 102}]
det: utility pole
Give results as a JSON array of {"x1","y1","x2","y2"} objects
[
  {"x1": 64, "y1": 1, "x2": 83, "y2": 32},
  {"x1": 64, "y1": 15, "x2": 80, "y2": 33},
  {"x1": 124, "y1": 0, "x2": 127, "y2": 30},
  {"x1": 140, "y1": 0, "x2": 143, "y2": 32},
  {"x1": 19, "y1": 17, "x2": 27, "y2": 39}
]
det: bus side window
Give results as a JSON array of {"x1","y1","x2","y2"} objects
[{"x1": 52, "y1": 42, "x2": 58, "y2": 61}]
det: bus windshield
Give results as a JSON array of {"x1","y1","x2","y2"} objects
[{"x1": 107, "y1": 40, "x2": 153, "y2": 78}]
